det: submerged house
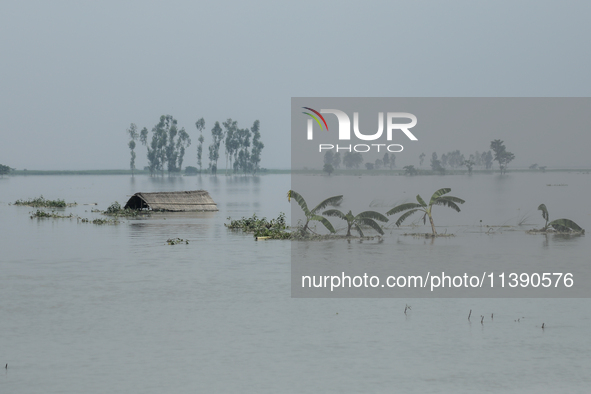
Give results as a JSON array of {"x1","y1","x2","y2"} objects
[{"x1": 124, "y1": 190, "x2": 218, "y2": 212}]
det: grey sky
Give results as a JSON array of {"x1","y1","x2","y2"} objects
[{"x1": 1, "y1": 1, "x2": 590, "y2": 170}]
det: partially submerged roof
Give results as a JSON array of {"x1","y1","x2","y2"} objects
[{"x1": 124, "y1": 190, "x2": 218, "y2": 212}]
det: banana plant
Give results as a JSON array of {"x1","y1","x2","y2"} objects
[
  {"x1": 322, "y1": 209, "x2": 388, "y2": 237},
  {"x1": 287, "y1": 190, "x2": 343, "y2": 234},
  {"x1": 537, "y1": 204, "x2": 584, "y2": 233},
  {"x1": 386, "y1": 188, "x2": 465, "y2": 236},
  {"x1": 538, "y1": 204, "x2": 550, "y2": 231}
]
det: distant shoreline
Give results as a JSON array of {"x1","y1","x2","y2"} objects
[{"x1": 5, "y1": 168, "x2": 591, "y2": 176}]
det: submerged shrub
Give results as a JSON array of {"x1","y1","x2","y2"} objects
[
  {"x1": 167, "y1": 238, "x2": 189, "y2": 245},
  {"x1": 226, "y1": 213, "x2": 291, "y2": 239},
  {"x1": 30, "y1": 210, "x2": 74, "y2": 219},
  {"x1": 15, "y1": 195, "x2": 74, "y2": 208},
  {"x1": 106, "y1": 201, "x2": 122, "y2": 214},
  {"x1": 103, "y1": 201, "x2": 144, "y2": 217}
]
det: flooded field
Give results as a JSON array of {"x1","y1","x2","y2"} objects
[{"x1": 1, "y1": 173, "x2": 590, "y2": 393}]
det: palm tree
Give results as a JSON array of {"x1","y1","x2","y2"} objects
[
  {"x1": 287, "y1": 190, "x2": 343, "y2": 234},
  {"x1": 323, "y1": 209, "x2": 388, "y2": 237},
  {"x1": 386, "y1": 188, "x2": 465, "y2": 236}
]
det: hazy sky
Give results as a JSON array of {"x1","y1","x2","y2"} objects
[{"x1": 1, "y1": 1, "x2": 590, "y2": 170}]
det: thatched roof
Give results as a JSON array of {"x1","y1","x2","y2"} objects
[{"x1": 124, "y1": 190, "x2": 218, "y2": 212}]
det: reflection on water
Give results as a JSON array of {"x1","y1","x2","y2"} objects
[{"x1": 0, "y1": 173, "x2": 590, "y2": 393}]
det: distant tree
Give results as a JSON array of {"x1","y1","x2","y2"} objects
[
  {"x1": 0, "y1": 164, "x2": 11, "y2": 177},
  {"x1": 175, "y1": 127, "x2": 191, "y2": 174},
  {"x1": 195, "y1": 118, "x2": 205, "y2": 174},
  {"x1": 323, "y1": 163, "x2": 334, "y2": 176},
  {"x1": 185, "y1": 166, "x2": 198, "y2": 175},
  {"x1": 463, "y1": 159, "x2": 475, "y2": 175},
  {"x1": 250, "y1": 120, "x2": 264, "y2": 174},
  {"x1": 441, "y1": 153, "x2": 448, "y2": 168},
  {"x1": 484, "y1": 151, "x2": 493, "y2": 170},
  {"x1": 343, "y1": 152, "x2": 363, "y2": 169},
  {"x1": 375, "y1": 159, "x2": 383, "y2": 169},
  {"x1": 209, "y1": 121, "x2": 224, "y2": 175},
  {"x1": 235, "y1": 126, "x2": 252, "y2": 175},
  {"x1": 150, "y1": 116, "x2": 172, "y2": 176},
  {"x1": 127, "y1": 123, "x2": 139, "y2": 177},
  {"x1": 419, "y1": 152, "x2": 425, "y2": 167},
  {"x1": 139, "y1": 127, "x2": 157, "y2": 176},
  {"x1": 430, "y1": 152, "x2": 444, "y2": 174},
  {"x1": 539, "y1": 166, "x2": 547, "y2": 172},
  {"x1": 223, "y1": 118, "x2": 238, "y2": 174},
  {"x1": 324, "y1": 151, "x2": 334, "y2": 166},
  {"x1": 430, "y1": 152, "x2": 438, "y2": 169},
  {"x1": 365, "y1": 163, "x2": 374, "y2": 170},
  {"x1": 529, "y1": 164, "x2": 538, "y2": 170},
  {"x1": 383, "y1": 152, "x2": 390, "y2": 169},
  {"x1": 490, "y1": 140, "x2": 515, "y2": 174},
  {"x1": 447, "y1": 150, "x2": 464, "y2": 168},
  {"x1": 332, "y1": 152, "x2": 341, "y2": 169},
  {"x1": 403, "y1": 165, "x2": 418, "y2": 176},
  {"x1": 473, "y1": 151, "x2": 482, "y2": 167},
  {"x1": 150, "y1": 115, "x2": 190, "y2": 176},
  {"x1": 389, "y1": 153, "x2": 396, "y2": 169}
]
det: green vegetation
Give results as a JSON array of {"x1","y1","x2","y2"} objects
[
  {"x1": 322, "y1": 209, "x2": 388, "y2": 237},
  {"x1": 323, "y1": 151, "x2": 341, "y2": 171},
  {"x1": 288, "y1": 190, "x2": 343, "y2": 235},
  {"x1": 14, "y1": 196, "x2": 75, "y2": 208},
  {"x1": 250, "y1": 121, "x2": 264, "y2": 175},
  {"x1": 223, "y1": 118, "x2": 238, "y2": 174},
  {"x1": 208, "y1": 121, "x2": 223, "y2": 175},
  {"x1": 403, "y1": 165, "x2": 418, "y2": 176},
  {"x1": 78, "y1": 217, "x2": 120, "y2": 225},
  {"x1": 167, "y1": 238, "x2": 189, "y2": 245},
  {"x1": 140, "y1": 115, "x2": 192, "y2": 177},
  {"x1": 463, "y1": 159, "x2": 475, "y2": 175},
  {"x1": 387, "y1": 188, "x2": 465, "y2": 236},
  {"x1": 532, "y1": 204, "x2": 585, "y2": 234},
  {"x1": 0, "y1": 164, "x2": 12, "y2": 177},
  {"x1": 185, "y1": 166, "x2": 198, "y2": 175},
  {"x1": 343, "y1": 152, "x2": 363, "y2": 169},
  {"x1": 195, "y1": 117, "x2": 206, "y2": 174},
  {"x1": 225, "y1": 213, "x2": 290, "y2": 239},
  {"x1": 490, "y1": 139, "x2": 515, "y2": 175},
  {"x1": 127, "y1": 123, "x2": 139, "y2": 176},
  {"x1": 103, "y1": 201, "x2": 145, "y2": 217},
  {"x1": 30, "y1": 210, "x2": 74, "y2": 219},
  {"x1": 430, "y1": 152, "x2": 445, "y2": 174}
]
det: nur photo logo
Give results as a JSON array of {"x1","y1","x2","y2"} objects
[{"x1": 302, "y1": 107, "x2": 418, "y2": 153}]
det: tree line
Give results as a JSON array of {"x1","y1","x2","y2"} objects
[
  {"x1": 323, "y1": 151, "x2": 397, "y2": 174},
  {"x1": 321, "y1": 140, "x2": 516, "y2": 175},
  {"x1": 427, "y1": 140, "x2": 514, "y2": 174},
  {"x1": 127, "y1": 115, "x2": 263, "y2": 176}
]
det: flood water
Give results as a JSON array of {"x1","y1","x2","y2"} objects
[{"x1": 1, "y1": 172, "x2": 590, "y2": 393}]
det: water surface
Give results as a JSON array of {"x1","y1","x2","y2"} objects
[{"x1": 1, "y1": 173, "x2": 590, "y2": 393}]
